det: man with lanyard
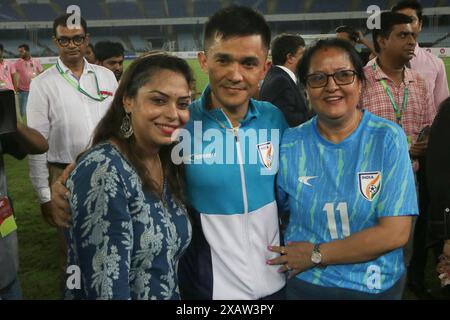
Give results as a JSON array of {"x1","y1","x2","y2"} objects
[
  {"x1": 0, "y1": 44, "x2": 19, "y2": 93},
  {"x1": 359, "y1": 12, "x2": 434, "y2": 271},
  {"x1": 392, "y1": 1, "x2": 449, "y2": 110},
  {"x1": 27, "y1": 13, "x2": 117, "y2": 278},
  {"x1": 391, "y1": 0, "x2": 450, "y2": 298},
  {"x1": 14, "y1": 44, "x2": 43, "y2": 119},
  {"x1": 177, "y1": 6, "x2": 288, "y2": 300}
]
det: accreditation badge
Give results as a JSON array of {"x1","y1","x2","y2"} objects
[
  {"x1": 0, "y1": 196, "x2": 17, "y2": 237},
  {"x1": 0, "y1": 80, "x2": 6, "y2": 89}
]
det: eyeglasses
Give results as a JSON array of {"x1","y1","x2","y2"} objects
[
  {"x1": 55, "y1": 35, "x2": 86, "y2": 47},
  {"x1": 305, "y1": 70, "x2": 357, "y2": 88}
]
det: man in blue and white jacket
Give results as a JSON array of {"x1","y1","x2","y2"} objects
[{"x1": 177, "y1": 6, "x2": 288, "y2": 300}]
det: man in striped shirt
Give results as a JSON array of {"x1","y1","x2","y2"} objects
[
  {"x1": 360, "y1": 12, "x2": 434, "y2": 158},
  {"x1": 359, "y1": 13, "x2": 435, "y2": 291}
]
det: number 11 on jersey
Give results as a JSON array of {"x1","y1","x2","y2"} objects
[{"x1": 323, "y1": 202, "x2": 350, "y2": 240}]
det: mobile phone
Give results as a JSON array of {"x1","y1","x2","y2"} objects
[{"x1": 417, "y1": 126, "x2": 431, "y2": 142}]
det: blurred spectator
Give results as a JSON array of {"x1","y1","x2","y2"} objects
[
  {"x1": 260, "y1": 33, "x2": 310, "y2": 127},
  {"x1": 0, "y1": 44, "x2": 18, "y2": 93},
  {"x1": 84, "y1": 43, "x2": 97, "y2": 64},
  {"x1": 0, "y1": 92, "x2": 48, "y2": 299},
  {"x1": 335, "y1": 26, "x2": 375, "y2": 65},
  {"x1": 392, "y1": 0, "x2": 449, "y2": 110},
  {"x1": 360, "y1": 12, "x2": 433, "y2": 156},
  {"x1": 360, "y1": 13, "x2": 435, "y2": 298},
  {"x1": 390, "y1": 1, "x2": 450, "y2": 298},
  {"x1": 14, "y1": 44, "x2": 43, "y2": 119},
  {"x1": 425, "y1": 97, "x2": 450, "y2": 291},
  {"x1": 94, "y1": 41, "x2": 125, "y2": 81}
]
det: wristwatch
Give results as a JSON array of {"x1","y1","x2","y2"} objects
[{"x1": 311, "y1": 243, "x2": 322, "y2": 266}]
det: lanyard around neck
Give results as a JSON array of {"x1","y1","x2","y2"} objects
[
  {"x1": 372, "y1": 63, "x2": 408, "y2": 126},
  {"x1": 56, "y1": 61, "x2": 108, "y2": 102}
]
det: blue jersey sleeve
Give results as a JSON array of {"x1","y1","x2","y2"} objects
[
  {"x1": 377, "y1": 129, "x2": 418, "y2": 217},
  {"x1": 66, "y1": 150, "x2": 133, "y2": 299},
  {"x1": 276, "y1": 128, "x2": 297, "y2": 214}
]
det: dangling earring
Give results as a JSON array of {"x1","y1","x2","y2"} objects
[{"x1": 120, "y1": 112, "x2": 133, "y2": 139}]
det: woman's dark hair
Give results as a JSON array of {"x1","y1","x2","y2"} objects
[
  {"x1": 298, "y1": 38, "x2": 365, "y2": 87},
  {"x1": 91, "y1": 53, "x2": 194, "y2": 204}
]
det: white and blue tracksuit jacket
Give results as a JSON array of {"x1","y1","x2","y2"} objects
[{"x1": 178, "y1": 86, "x2": 288, "y2": 300}]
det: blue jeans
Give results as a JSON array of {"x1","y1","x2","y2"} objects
[
  {"x1": 287, "y1": 273, "x2": 406, "y2": 300},
  {"x1": 0, "y1": 277, "x2": 22, "y2": 300},
  {"x1": 18, "y1": 91, "x2": 29, "y2": 119}
]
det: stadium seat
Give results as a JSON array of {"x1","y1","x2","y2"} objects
[
  {"x1": 108, "y1": 1, "x2": 144, "y2": 19},
  {"x1": 167, "y1": 0, "x2": 188, "y2": 17},
  {"x1": 21, "y1": 3, "x2": 56, "y2": 21},
  {"x1": 276, "y1": 1, "x2": 304, "y2": 14},
  {"x1": 309, "y1": 0, "x2": 351, "y2": 13},
  {"x1": 142, "y1": 0, "x2": 165, "y2": 18},
  {"x1": 54, "y1": 0, "x2": 107, "y2": 20},
  {"x1": 0, "y1": 2, "x2": 21, "y2": 21},
  {"x1": 193, "y1": 0, "x2": 220, "y2": 17}
]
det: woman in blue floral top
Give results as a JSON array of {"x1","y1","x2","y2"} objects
[{"x1": 65, "y1": 54, "x2": 193, "y2": 299}]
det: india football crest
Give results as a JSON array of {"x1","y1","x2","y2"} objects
[
  {"x1": 257, "y1": 142, "x2": 274, "y2": 169},
  {"x1": 358, "y1": 172, "x2": 381, "y2": 201}
]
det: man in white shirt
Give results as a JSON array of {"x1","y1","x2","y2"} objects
[{"x1": 27, "y1": 14, "x2": 117, "y2": 248}]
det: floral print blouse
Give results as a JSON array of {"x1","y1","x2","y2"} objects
[{"x1": 65, "y1": 143, "x2": 191, "y2": 300}]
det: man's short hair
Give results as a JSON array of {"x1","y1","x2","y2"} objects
[
  {"x1": 372, "y1": 12, "x2": 413, "y2": 53},
  {"x1": 392, "y1": 0, "x2": 423, "y2": 22},
  {"x1": 94, "y1": 41, "x2": 125, "y2": 62},
  {"x1": 0, "y1": 43, "x2": 3, "y2": 52},
  {"x1": 203, "y1": 5, "x2": 271, "y2": 53},
  {"x1": 271, "y1": 34, "x2": 305, "y2": 66},
  {"x1": 53, "y1": 13, "x2": 88, "y2": 36},
  {"x1": 18, "y1": 44, "x2": 29, "y2": 52},
  {"x1": 335, "y1": 25, "x2": 359, "y2": 43}
]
